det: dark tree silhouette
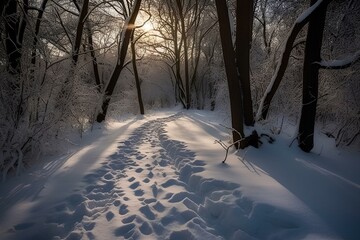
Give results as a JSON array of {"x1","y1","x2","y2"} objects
[
  {"x1": 256, "y1": 0, "x2": 333, "y2": 120},
  {"x1": 236, "y1": 0, "x2": 254, "y2": 126},
  {"x1": 97, "y1": 0, "x2": 142, "y2": 122},
  {"x1": 130, "y1": 31, "x2": 145, "y2": 115},
  {"x1": 215, "y1": 0, "x2": 245, "y2": 148}
]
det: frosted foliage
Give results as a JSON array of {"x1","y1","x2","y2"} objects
[
  {"x1": 0, "y1": 64, "x2": 101, "y2": 180},
  {"x1": 107, "y1": 88, "x2": 139, "y2": 117},
  {"x1": 317, "y1": 69, "x2": 360, "y2": 147},
  {"x1": 317, "y1": 0, "x2": 360, "y2": 146},
  {"x1": 250, "y1": 0, "x2": 359, "y2": 146}
]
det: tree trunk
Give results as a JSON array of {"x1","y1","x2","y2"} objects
[
  {"x1": 4, "y1": 0, "x2": 29, "y2": 125},
  {"x1": 72, "y1": 0, "x2": 101, "y2": 91},
  {"x1": 173, "y1": 19, "x2": 186, "y2": 107},
  {"x1": 56, "y1": 0, "x2": 88, "y2": 109},
  {"x1": 4, "y1": 0, "x2": 21, "y2": 75},
  {"x1": 236, "y1": 0, "x2": 254, "y2": 126},
  {"x1": 298, "y1": 0, "x2": 328, "y2": 152},
  {"x1": 215, "y1": 0, "x2": 245, "y2": 148},
  {"x1": 176, "y1": 0, "x2": 191, "y2": 109},
  {"x1": 256, "y1": 0, "x2": 333, "y2": 120},
  {"x1": 0, "y1": 0, "x2": 8, "y2": 16},
  {"x1": 86, "y1": 22, "x2": 102, "y2": 91},
  {"x1": 96, "y1": 0, "x2": 142, "y2": 122},
  {"x1": 131, "y1": 32, "x2": 144, "y2": 115},
  {"x1": 30, "y1": 0, "x2": 49, "y2": 122},
  {"x1": 18, "y1": 0, "x2": 28, "y2": 52},
  {"x1": 72, "y1": 0, "x2": 89, "y2": 65},
  {"x1": 31, "y1": 0, "x2": 48, "y2": 68}
]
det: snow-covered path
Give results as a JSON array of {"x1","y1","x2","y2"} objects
[
  {"x1": 1, "y1": 113, "x2": 234, "y2": 239},
  {"x1": 0, "y1": 111, "x2": 359, "y2": 240}
]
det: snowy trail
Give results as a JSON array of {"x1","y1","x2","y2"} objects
[
  {"x1": 1, "y1": 113, "x2": 234, "y2": 239},
  {"x1": 0, "y1": 111, "x2": 356, "y2": 240},
  {"x1": 61, "y1": 112, "x2": 222, "y2": 239}
]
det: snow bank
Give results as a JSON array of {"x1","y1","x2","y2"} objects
[{"x1": 0, "y1": 109, "x2": 358, "y2": 240}]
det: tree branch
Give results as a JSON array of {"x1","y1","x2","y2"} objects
[{"x1": 316, "y1": 50, "x2": 360, "y2": 69}]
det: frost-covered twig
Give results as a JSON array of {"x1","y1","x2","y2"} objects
[
  {"x1": 315, "y1": 50, "x2": 360, "y2": 70},
  {"x1": 345, "y1": 130, "x2": 360, "y2": 146},
  {"x1": 219, "y1": 123, "x2": 244, "y2": 139},
  {"x1": 289, "y1": 137, "x2": 297, "y2": 148},
  {"x1": 214, "y1": 139, "x2": 243, "y2": 163}
]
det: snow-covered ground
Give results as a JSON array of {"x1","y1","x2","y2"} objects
[{"x1": 0, "y1": 109, "x2": 359, "y2": 240}]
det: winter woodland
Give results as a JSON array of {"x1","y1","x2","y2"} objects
[{"x1": 0, "y1": 0, "x2": 359, "y2": 239}]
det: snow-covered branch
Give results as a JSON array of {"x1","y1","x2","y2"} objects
[
  {"x1": 255, "y1": 0, "x2": 333, "y2": 121},
  {"x1": 316, "y1": 50, "x2": 360, "y2": 69}
]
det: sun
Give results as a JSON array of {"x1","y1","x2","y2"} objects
[{"x1": 142, "y1": 21, "x2": 153, "y2": 32}]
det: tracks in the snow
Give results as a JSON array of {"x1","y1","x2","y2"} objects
[{"x1": 9, "y1": 113, "x2": 301, "y2": 240}]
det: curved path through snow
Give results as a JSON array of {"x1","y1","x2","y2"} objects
[{"x1": 1, "y1": 112, "x2": 343, "y2": 240}]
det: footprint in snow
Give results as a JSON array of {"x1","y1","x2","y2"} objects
[
  {"x1": 122, "y1": 214, "x2": 136, "y2": 224},
  {"x1": 139, "y1": 222, "x2": 153, "y2": 235},
  {"x1": 129, "y1": 181, "x2": 140, "y2": 189},
  {"x1": 139, "y1": 205, "x2": 156, "y2": 220},
  {"x1": 134, "y1": 189, "x2": 145, "y2": 196},
  {"x1": 114, "y1": 223, "x2": 135, "y2": 237},
  {"x1": 106, "y1": 211, "x2": 115, "y2": 221},
  {"x1": 119, "y1": 205, "x2": 129, "y2": 215}
]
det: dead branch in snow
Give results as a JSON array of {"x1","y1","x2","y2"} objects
[{"x1": 216, "y1": 125, "x2": 275, "y2": 163}]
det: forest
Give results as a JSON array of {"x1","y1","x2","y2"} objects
[{"x1": 0, "y1": 0, "x2": 359, "y2": 239}]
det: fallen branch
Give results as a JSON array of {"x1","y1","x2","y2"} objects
[
  {"x1": 215, "y1": 128, "x2": 275, "y2": 163},
  {"x1": 346, "y1": 130, "x2": 360, "y2": 146},
  {"x1": 220, "y1": 124, "x2": 244, "y2": 139},
  {"x1": 214, "y1": 139, "x2": 243, "y2": 163},
  {"x1": 214, "y1": 124, "x2": 275, "y2": 163}
]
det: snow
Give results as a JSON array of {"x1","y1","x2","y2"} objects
[
  {"x1": 295, "y1": 0, "x2": 324, "y2": 24},
  {"x1": 0, "y1": 109, "x2": 359, "y2": 240},
  {"x1": 319, "y1": 50, "x2": 360, "y2": 69}
]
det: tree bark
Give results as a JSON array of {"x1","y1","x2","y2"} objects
[
  {"x1": 72, "y1": 0, "x2": 89, "y2": 65},
  {"x1": 236, "y1": 0, "x2": 254, "y2": 126},
  {"x1": 215, "y1": 0, "x2": 245, "y2": 148},
  {"x1": 96, "y1": 0, "x2": 142, "y2": 122},
  {"x1": 31, "y1": 0, "x2": 48, "y2": 68},
  {"x1": 86, "y1": 22, "x2": 102, "y2": 91},
  {"x1": 4, "y1": 0, "x2": 21, "y2": 75},
  {"x1": 131, "y1": 32, "x2": 144, "y2": 115},
  {"x1": 30, "y1": 0, "x2": 49, "y2": 122},
  {"x1": 176, "y1": 0, "x2": 191, "y2": 109},
  {"x1": 56, "y1": 0, "x2": 88, "y2": 106},
  {"x1": 298, "y1": 0, "x2": 328, "y2": 152},
  {"x1": 256, "y1": 0, "x2": 333, "y2": 120},
  {"x1": 72, "y1": 0, "x2": 101, "y2": 91},
  {"x1": 173, "y1": 15, "x2": 186, "y2": 107}
]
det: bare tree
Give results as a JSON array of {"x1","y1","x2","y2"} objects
[
  {"x1": 236, "y1": 0, "x2": 254, "y2": 126},
  {"x1": 72, "y1": 0, "x2": 102, "y2": 91},
  {"x1": 214, "y1": 0, "x2": 245, "y2": 148},
  {"x1": 298, "y1": 0, "x2": 360, "y2": 151},
  {"x1": 3, "y1": 0, "x2": 29, "y2": 75},
  {"x1": 175, "y1": 0, "x2": 190, "y2": 109},
  {"x1": 96, "y1": 0, "x2": 142, "y2": 122},
  {"x1": 149, "y1": 0, "x2": 215, "y2": 109},
  {"x1": 256, "y1": 0, "x2": 333, "y2": 121},
  {"x1": 298, "y1": 0, "x2": 329, "y2": 152},
  {"x1": 130, "y1": 30, "x2": 145, "y2": 115}
]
